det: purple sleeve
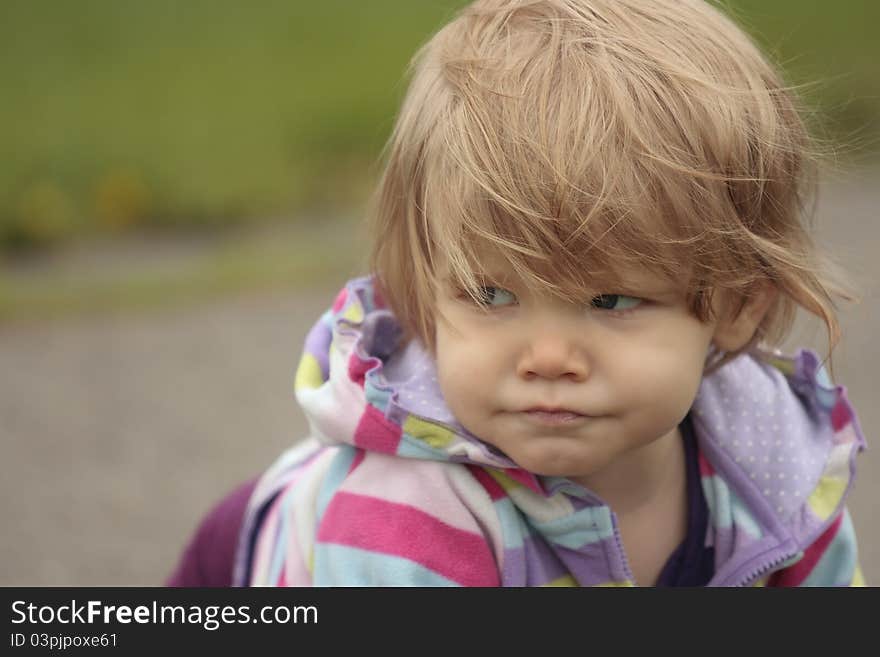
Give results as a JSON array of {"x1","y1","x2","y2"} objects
[{"x1": 165, "y1": 478, "x2": 258, "y2": 587}]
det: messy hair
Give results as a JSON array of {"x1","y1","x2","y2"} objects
[{"x1": 368, "y1": 0, "x2": 854, "y2": 370}]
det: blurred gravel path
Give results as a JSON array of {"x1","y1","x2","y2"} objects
[
  {"x1": 2, "y1": 170, "x2": 878, "y2": 586},
  {"x1": 1, "y1": 286, "x2": 341, "y2": 585}
]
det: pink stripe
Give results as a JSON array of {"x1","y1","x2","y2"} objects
[
  {"x1": 767, "y1": 512, "x2": 843, "y2": 586},
  {"x1": 348, "y1": 352, "x2": 377, "y2": 388},
  {"x1": 468, "y1": 465, "x2": 507, "y2": 501},
  {"x1": 353, "y1": 405, "x2": 402, "y2": 454},
  {"x1": 831, "y1": 399, "x2": 850, "y2": 432},
  {"x1": 332, "y1": 287, "x2": 348, "y2": 313},
  {"x1": 698, "y1": 452, "x2": 715, "y2": 477},
  {"x1": 317, "y1": 491, "x2": 500, "y2": 586}
]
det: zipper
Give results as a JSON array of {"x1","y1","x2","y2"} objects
[
  {"x1": 726, "y1": 549, "x2": 801, "y2": 587},
  {"x1": 609, "y1": 513, "x2": 638, "y2": 585}
]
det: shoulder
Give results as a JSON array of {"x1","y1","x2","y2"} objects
[
  {"x1": 311, "y1": 452, "x2": 503, "y2": 585},
  {"x1": 692, "y1": 350, "x2": 865, "y2": 557},
  {"x1": 251, "y1": 448, "x2": 505, "y2": 586},
  {"x1": 763, "y1": 506, "x2": 865, "y2": 586}
]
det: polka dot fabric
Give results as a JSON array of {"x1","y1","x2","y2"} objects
[
  {"x1": 382, "y1": 338, "x2": 461, "y2": 430},
  {"x1": 693, "y1": 352, "x2": 836, "y2": 519}
]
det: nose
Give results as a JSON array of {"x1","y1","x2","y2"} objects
[{"x1": 516, "y1": 331, "x2": 589, "y2": 382}]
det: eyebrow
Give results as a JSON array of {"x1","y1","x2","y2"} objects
[
  {"x1": 443, "y1": 267, "x2": 679, "y2": 298},
  {"x1": 441, "y1": 270, "x2": 515, "y2": 285}
]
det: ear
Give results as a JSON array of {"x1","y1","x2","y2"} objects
[{"x1": 711, "y1": 283, "x2": 778, "y2": 352}]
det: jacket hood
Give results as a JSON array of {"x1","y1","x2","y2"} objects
[
  {"x1": 293, "y1": 276, "x2": 865, "y2": 549},
  {"x1": 294, "y1": 276, "x2": 527, "y2": 475}
]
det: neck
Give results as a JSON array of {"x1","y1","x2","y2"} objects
[{"x1": 570, "y1": 424, "x2": 687, "y2": 517}]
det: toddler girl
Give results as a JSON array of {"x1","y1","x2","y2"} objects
[{"x1": 173, "y1": 0, "x2": 866, "y2": 587}]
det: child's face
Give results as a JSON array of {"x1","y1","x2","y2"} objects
[{"x1": 433, "y1": 255, "x2": 722, "y2": 481}]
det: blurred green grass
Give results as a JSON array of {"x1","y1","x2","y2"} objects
[
  {"x1": 0, "y1": 0, "x2": 469, "y2": 249},
  {"x1": 1, "y1": 0, "x2": 877, "y2": 252},
  {"x1": 725, "y1": 1, "x2": 880, "y2": 145}
]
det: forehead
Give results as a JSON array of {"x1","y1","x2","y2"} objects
[{"x1": 437, "y1": 239, "x2": 679, "y2": 296}]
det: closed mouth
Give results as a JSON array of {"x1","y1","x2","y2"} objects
[
  {"x1": 520, "y1": 408, "x2": 588, "y2": 426},
  {"x1": 523, "y1": 405, "x2": 587, "y2": 415}
]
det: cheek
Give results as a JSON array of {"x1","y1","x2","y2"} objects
[
  {"x1": 435, "y1": 329, "x2": 470, "y2": 402},
  {"x1": 435, "y1": 326, "x2": 498, "y2": 421},
  {"x1": 611, "y1": 325, "x2": 711, "y2": 417}
]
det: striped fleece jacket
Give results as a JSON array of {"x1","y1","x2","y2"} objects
[{"x1": 234, "y1": 276, "x2": 866, "y2": 587}]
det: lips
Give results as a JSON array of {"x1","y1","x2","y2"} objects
[
  {"x1": 523, "y1": 405, "x2": 586, "y2": 415},
  {"x1": 520, "y1": 408, "x2": 588, "y2": 426}
]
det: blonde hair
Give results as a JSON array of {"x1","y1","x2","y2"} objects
[{"x1": 368, "y1": 0, "x2": 855, "y2": 370}]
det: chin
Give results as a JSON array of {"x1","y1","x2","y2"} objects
[{"x1": 508, "y1": 447, "x2": 606, "y2": 480}]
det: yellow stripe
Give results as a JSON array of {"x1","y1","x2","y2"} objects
[
  {"x1": 487, "y1": 468, "x2": 522, "y2": 493},
  {"x1": 766, "y1": 356, "x2": 795, "y2": 376},
  {"x1": 544, "y1": 575, "x2": 578, "y2": 587},
  {"x1": 807, "y1": 475, "x2": 848, "y2": 521},
  {"x1": 542, "y1": 575, "x2": 635, "y2": 587},
  {"x1": 851, "y1": 565, "x2": 866, "y2": 587},
  {"x1": 342, "y1": 300, "x2": 364, "y2": 323},
  {"x1": 294, "y1": 353, "x2": 324, "y2": 391},
  {"x1": 596, "y1": 580, "x2": 635, "y2": 587},
  {"x1": 403, "y1": 415, "x2": 455, "y2": 449}
]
